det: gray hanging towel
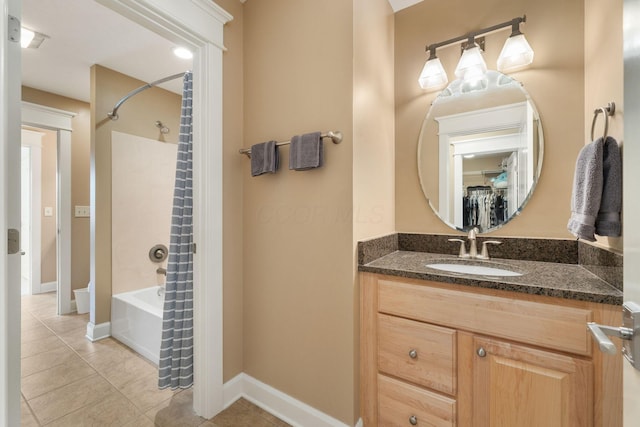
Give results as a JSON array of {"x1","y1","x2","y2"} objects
[
  {"x1": 251, "y1": 141, "x2": 279, "y2": 176},
  {"x1": 595, "y1": 136, "x2": 622, "y2": 237},
  {"x1": 289, "y1": 131, "x2": 323, "y2": 170},
  {"x1": 567, "y1": 138, "x2": 604, "y2": 241}
]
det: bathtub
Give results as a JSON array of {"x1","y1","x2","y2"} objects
[{"x1": 111, "y1": 286, "x2": 164, "y2": 365}]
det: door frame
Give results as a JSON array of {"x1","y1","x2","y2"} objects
[
  {"x1": 1, "y1": 0, "x2": 22, "y2": 423},
  {"x1": 96, "y1": 0, "x2": 231, "y2": 418},
  {"x1": 20, "y1": 128, "x2": 43, "y2": 296},
  {"x1": 22, "y1": 102, "x2": 75, "y2": 314}
]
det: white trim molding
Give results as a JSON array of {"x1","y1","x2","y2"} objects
[
  {"x1": 97, "y1": 0, "x2": 231, "y2": 419},
  {"x1": 224, "y1": 373, "x2": 362, "y2": 427},
  {"x1": 21, "y1": 101, "x2": 77, "y2": 315},
  {"x1": 85, "y1": 321, "x2": 111, "y2": 342},
  {"x1": 38, "y1": 281, "x2": 57, "y2": 294}
]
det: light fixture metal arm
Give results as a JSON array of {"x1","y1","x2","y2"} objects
[{"x1": 425, "y1": 15, "x2": 526, "y2": 53}]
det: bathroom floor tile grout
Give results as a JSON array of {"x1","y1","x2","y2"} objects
[{"x1": 21, "y1": 292, "x2": 290, "y2": 427}]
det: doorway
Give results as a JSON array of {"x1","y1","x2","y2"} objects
[
  {"x1": 22, "y1": 102, "x2": 75, "y2": 315},
  {"x1": 20, "y1": 128, "x2": 43, "y2": 296}
]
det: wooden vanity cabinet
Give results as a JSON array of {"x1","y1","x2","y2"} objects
[{"x1": 360, "y1": 272, "x2": 622, "y2": 427}]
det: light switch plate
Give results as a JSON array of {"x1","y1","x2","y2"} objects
[
  {"x1": 75, "y1": 206, "x2": 90, "y2": 218},
  {"x1": 44, "y1": 207, "x2": 53, "y2": 217}
]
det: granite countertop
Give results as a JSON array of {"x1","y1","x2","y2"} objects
[{"x1": 359, "y1": 250, "x2": 623, "y2": 305}]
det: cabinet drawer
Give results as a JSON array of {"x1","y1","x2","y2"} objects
[
  {"x1": 378, "y1": 313, "x2": 456, "y2": 395},
  {"x1": 378, "y1": 278, "x2": 593, "y2": 356},
  {"x1": 378, "y1": 374, "x2": 456, "y2": 427}
]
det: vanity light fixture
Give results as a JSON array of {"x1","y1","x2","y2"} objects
[
  {"x1": 418, "y1": 15, "x2": 533, "y2": 91},
  {"x1": 418, "y1": 47, "x2": 448, "y2": 90}
]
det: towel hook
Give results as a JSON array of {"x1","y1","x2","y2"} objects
[{"x1": 591, "y1": 101, "x2": 615, "y2": 141}]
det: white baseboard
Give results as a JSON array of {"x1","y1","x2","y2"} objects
[
  {"x1": 223, "y1": 373, "x2": 361, "y2": 427},
  {"x1": 36, "y1": 281, "x2": 57, "y2": 294},
  {"x1": 86, "y1": 321, "x2": 111, "y2": 342}
]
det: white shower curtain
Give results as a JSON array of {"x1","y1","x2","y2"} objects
[{"x1": 158, "y1": 71, "x2": 194, "y2": 389}]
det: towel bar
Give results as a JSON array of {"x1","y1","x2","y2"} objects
[
  {"x1": 239, "y1": 131, "x2": 343, "y2": 157},
  {"x1": 591, "y1": 102, "x2": 615, "y2": 141}
]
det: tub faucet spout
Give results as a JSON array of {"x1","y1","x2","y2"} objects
[{"x1": 156, "y1": 267, "x2": 167, "y2": 276}]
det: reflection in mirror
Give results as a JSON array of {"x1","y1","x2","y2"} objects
[{"x1": 418, "y1": 71, "x2": 543, "y2": 233}]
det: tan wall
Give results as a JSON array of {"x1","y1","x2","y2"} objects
[
  {"x1": 111, "y1": 132, "x2": 177, "y2": 295},
  {"x1": 21, "y1": 87, "x2": 91, "y2": 293},
  {"x1": 585, "y1": 0, "x2": 623, "y2": 253},
  {"x1": 242, "y1": 0, "x2": 355, "y2": 423},
  {"x1": 395, "y1": 0, "x2": 585, "y2": 238},
  {"x1": 40, "y1": 129, "x2": 57, "y2": 284},
  {"x1": 91, "y1": 65, "x2": 182, "y2": 324},
  {"x1": 212, "y1": 0, "x2": 245, "y2": 383},
  {"x1": 354, "y1": 0, "x2": 396, "y2": 242}
]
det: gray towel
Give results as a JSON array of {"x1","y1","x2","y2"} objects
[
  {"x1": 567, "y1": 138, "x2": 604, "y2": 241},
  {"x1": 289, "y1": 132, "x2": 323, "y2": 170},
  {"x1": 595, "y1": 136, "x2": 621, "y2": 237},
  {"x1": 251, "y1": 141, "x2": 278, "y2": 176}
]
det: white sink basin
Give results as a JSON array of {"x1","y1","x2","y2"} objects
[{"x1": 425, "y1": 262, "x2": 523, "y2": 277}]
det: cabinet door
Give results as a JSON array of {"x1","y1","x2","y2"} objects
[{"x1": 473, "y1": 336, "x2": 593, "y2": 427}]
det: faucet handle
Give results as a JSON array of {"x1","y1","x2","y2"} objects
[
  {"x1": 448, "y1": 238, "x2": 469, "y2": 258},
  {"x1": 478, "y1": 240, "x2": 502, "y2": 259}
]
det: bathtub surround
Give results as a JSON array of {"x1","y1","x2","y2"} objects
[
  {"x1": 159, "y1": 72, "x2": 195, "y2": 390},
  {"x1": 111, "y1": 132, "x2": 177, "y2": 295}
]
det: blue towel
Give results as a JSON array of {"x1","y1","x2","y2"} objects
[
  {"x1": 251, "y1": 141, "x2": 278, "y2": 176},
  {"x1": 289, "y1": 132, "x2": 323, "y2": 170}
]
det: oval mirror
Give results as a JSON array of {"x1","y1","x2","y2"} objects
[{"x1": 417, "y1": 70, "x2": 544, "y2": 233}]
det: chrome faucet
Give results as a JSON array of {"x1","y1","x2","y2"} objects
[
  {"x1": 467, "y1": 227, "x2": 479, "y2": 259},
  {"x1": 449, "y1": 227, "x2": 502, "y2": 259}
]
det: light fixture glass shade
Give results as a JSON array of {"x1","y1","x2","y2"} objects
[
  {"x1": 21, "y1": 28, "x2": 35, "y2": 48},
  {"x1": 497, "y1": 33, "x2": 534, "y2": 72},
  {"x1": 454, "y1": 45, "x2": 487, "y2": 81},
  {"x1": 418, "y1": 57, "x2": 448, "y2": 90}
]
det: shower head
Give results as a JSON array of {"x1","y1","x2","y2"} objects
[{"x1": 156, "y1": 121, "x2": 169, "y2": 134}]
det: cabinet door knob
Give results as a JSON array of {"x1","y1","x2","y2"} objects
[
  {"x1": 409, "y1": 415, "x2": 418, "y2": 425},
  {"x1": 477, "y1": 347, "x2": 487, "y2": 357},
  {"x1": 408, "y1": 349, "x2": 418, "y2": 359}
]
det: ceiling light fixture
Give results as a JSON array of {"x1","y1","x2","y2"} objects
[
  {"x1": 20, "y1": 27, "x2": 35, "y2": 48},
  {"x1": 20, "y1": 27, "x2": 48, "y2": 49},
  {"x1": 418, "y1": 15, "x2": 533, "y2": 91},
  {"x1": 173, "y1": 47, "x2": 193, "y2": 60}
]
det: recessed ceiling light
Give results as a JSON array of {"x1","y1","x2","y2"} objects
[
  {"x1": 173, "y1": 47, "x2": 193, "y2": 60},
  {"x1": 20, "y1": 27, "x2": 47, "y2": 49},
  {"x1": 21, "y1": 28, "x2": 35, "y2": 48}
]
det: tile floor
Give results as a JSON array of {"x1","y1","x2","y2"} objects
[{"x1": 21, "y1": 292, "x2": 290, "y2": 426}]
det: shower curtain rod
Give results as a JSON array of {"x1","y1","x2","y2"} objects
[{"x1": 107, "y1": 71, "x2": 188, "y2": 121}]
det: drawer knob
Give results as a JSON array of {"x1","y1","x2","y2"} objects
[
  {"x1": 477, "y1": 347, "x2": 487, "y2": 357},
  {"x1": 408, "y1": 349, "x2": 418, "y2": 359},
  {"x1": 409, "y1": 415, "x2": 418, "y2": 425}
]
